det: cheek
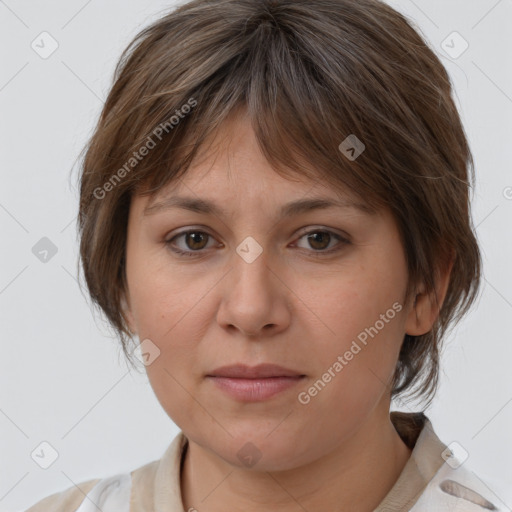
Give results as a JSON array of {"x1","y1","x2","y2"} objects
[
  {"x1": 126, "y1": 254, "x2": 219, "y2": 418},
  {"x1": 140, "y1": 301, "x2": 211, "y2": 432},
  {"x1": 297, "y1": 255, "x2": 407, "y2": 401},
  {"x1": 303, "y1": 260, "x2": 406, "y2": 351},
  {"x1": 294, "y1": 290, "x2": 405, "y2": 449},
  {"x1": 126, "y1": 246, "x2": 210, "y2": 339}
]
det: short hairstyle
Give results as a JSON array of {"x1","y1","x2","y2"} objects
[{"x1": 76, "y1": 0, "x2": 481, "y2": 407}]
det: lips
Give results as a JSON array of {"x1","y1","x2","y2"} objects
[
  {"x1": 207, "y1": 363, "x2": 305, "y2": 379},
  {"x1": 206, "y1": 364, "x2": 306, "y2": 402}
]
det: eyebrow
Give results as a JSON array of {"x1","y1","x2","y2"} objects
[{"x1": 143, "y1": 195, "x2": 376, "y2": 218}]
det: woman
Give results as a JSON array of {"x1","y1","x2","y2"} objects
[{"x1": 25, "y1": 0, "x2": 501, "y2": 510}]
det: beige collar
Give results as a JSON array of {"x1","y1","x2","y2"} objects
[{"x1": 151, "y1": 411, "x2": 447, "y2": 511}]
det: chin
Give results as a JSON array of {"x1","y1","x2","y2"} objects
[{"x1": 203, "y1": 428, "x2": 310, "y2": 472}]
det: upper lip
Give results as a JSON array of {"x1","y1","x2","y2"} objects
[{"x1": 207, "y1": 364, "x2": 305, "y2": 379}]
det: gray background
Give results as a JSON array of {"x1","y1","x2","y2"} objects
[{"x1": 1, "y1": 0, "x2": 511, "y2": 510}]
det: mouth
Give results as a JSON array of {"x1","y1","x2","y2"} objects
[{"x1": 206, "y1": 364, "x2": 306, "y2": 402}]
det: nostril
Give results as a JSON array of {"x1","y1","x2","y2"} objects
[{"x1": 439, "y1": 479, "x2": 498, "y2": 510}]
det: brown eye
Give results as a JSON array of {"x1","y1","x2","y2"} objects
[
  {"x1": 295, "y1": 229, "x2": 349, "y2": 254},
  {"x1": 306, "y1": 231, "x2": 332, "y2": 250},
  {"x1": 165, "y1": 227, "x2": 349, "y2": 259},
  {"x1": 184, "y1": 231, "x2": 209, "y2": 250},
  {"x1": 165, "y1": 230, "x2": 216, "y2": 257}
]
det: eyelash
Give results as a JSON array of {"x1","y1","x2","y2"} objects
[{"x1": 164, "y1": 228, "x2": 350, "y2": 258}]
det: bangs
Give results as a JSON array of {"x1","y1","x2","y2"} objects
[{"x1": 107, "y1": 12, "x2": 408, "y2": 213}]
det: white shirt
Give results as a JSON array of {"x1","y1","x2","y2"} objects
[{"x1": 23, "y1": 412, "x2": 507, "y2": 511}]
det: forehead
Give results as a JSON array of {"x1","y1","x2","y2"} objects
[
  {"x1": 138, "y1": 161, "x2": 376, "y2": 222},
  {"x1": 136, "y1": 114, "x2": 376, "y2": 217}
]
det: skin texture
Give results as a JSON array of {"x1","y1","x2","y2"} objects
[{"x1": 123, "y1": 112, "x2": 452, "y2": 511}]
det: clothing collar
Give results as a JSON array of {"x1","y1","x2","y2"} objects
[
  {"x1": 153, "y1": 411, "x2": 447, "y2": 511},
  {"x1": 375, "y1": 411, "x2": 448, "y2": 511}
]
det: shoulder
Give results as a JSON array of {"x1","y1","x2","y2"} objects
[
  {"x1": 23, "y1": 473, "x2": 134, "y2": 512},
  {"x1": 411, "y1": 459, "x2": 508, "y2": 511},
  {"x1": 22, "y1": 458, "x2": 161, "y2": 512},
  {"x1": 22, "y1": 432, "x2": 186, "y2": 512},
  {"x1": 22, "y1": 478, "x2": 101, "y2": 512}
]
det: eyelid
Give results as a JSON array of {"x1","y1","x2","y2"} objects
[
  {"x1": 294, "y1": 225, "x2": 350, "y2": 241},
  {"x1": 165, "y1": 224, "x2": 350, "y2": 241},
  {"x1": 165, "y1": 227, "x2": 221, "y2": 253},
  {"x1": 165, "y1": 225, "x2": 351, "y2": 258}
]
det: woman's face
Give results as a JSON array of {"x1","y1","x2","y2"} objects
[{"x1": 123, "y1": 114, "x2": 422, "y2": 471}]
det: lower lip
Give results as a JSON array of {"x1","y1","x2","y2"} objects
[{"x1": 207, "y1": 376, "x2": 305, "y2": 401}]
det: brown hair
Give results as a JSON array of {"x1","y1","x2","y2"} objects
[{"x1": 75, "y1": 0, "x2": 481, "y2": 407}]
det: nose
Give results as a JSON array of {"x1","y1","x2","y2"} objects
[{"x1": 216, "y1": 245, "x2": 292, "y2": 338}]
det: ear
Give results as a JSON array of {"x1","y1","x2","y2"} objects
[
  {"x1": 404, "y1": 251, "x2": 454, "y2": 336},
  {"x1": 121, "y1": 294, "x2": 138, "y2": 336}
]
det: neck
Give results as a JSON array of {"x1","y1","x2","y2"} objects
[{"x1": 180, "y1": 407, "x2": 413, "y2": 512}]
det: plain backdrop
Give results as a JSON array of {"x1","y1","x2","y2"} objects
[{"x1": 1, "y1": 0, "x2": 511, "y2": 510}]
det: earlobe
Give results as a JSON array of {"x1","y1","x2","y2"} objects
[
  {"x1": 405, "y1": 253, "x2": 454, "y2": 336},
  {"x1": 404, "y1": 289, "x2": 436, "y2": 336}
]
